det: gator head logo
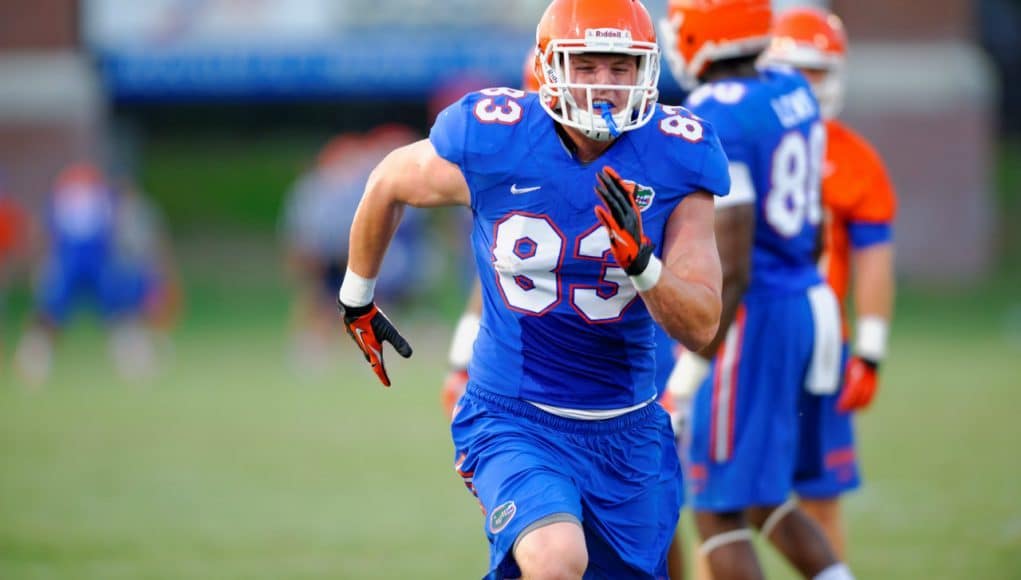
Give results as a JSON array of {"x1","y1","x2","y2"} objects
[
  {"x1": 624, "y1": 181, "x2": 656, "y2": 212},
  {"x1": 489, "y1": 500, "x2": 517, "y2": 533}
]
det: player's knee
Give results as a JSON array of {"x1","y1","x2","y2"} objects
[
  {"x1": 750, "y1": 499, "x2": 798, "y2": 539},
  {"x1": 514, "y1": 521, "x2": 587, "y2": 580},
  {"x1": 694, "y1": 509, "x2": 744, "y2": 535},
  {"x1": 694, "y1": 510, "x2": 755, "y2": 557}
]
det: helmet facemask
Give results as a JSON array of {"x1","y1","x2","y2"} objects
[
  {"x1": 763, "y1": 42, "x2": 846, "y2": 119},
  {"x1": 537, "y1": 31, "x2": 660, "y2": 142},
  {"x1": 807, "y1": 64, "x2": 845, "y2": 120}
]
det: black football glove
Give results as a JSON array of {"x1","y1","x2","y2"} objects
[
  {"x1": 594, "y1": 166, "x2": 655, "y2": 276},
  {"x1": 338, "y1": 299, "x2": 413, "y2": 387}
]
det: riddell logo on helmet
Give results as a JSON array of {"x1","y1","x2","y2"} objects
[{"x1": 585, "y1": 28, "x2": 632, "y2": 41}]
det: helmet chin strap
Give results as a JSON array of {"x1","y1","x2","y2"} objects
[{"x1": 596, "y1": 103, "x2": 621, "y2": 138}]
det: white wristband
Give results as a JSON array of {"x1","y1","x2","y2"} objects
[
  {"x1": 338, "y1": 268, "x2": 376, "y2": 308},
  {"x1": 854, "y1": 316, "x2": 889, "y2": 362},
  {"x1": 667, "y1": 350, "x2": 711, "y2": 400},
  {"x1": 448, "y1": 312, "x2": 481, "y2": 369},
  {"x1": 629, "y1": 254, "x2": 663, "y2": 292}
]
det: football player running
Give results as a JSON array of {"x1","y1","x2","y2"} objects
[
  {"x1": 764, "y1": 7, "x2": 898, "y2": 561},
  {"x1": 338, "y1": 0, "x2": 732, "y2": 576},
  {"x1": 660, "y1": 1, "x2": 852, "y2": 579},
  {"x1": 111, "y1": 177, "x2": 181, "y2": 374},
  {"x1": 439, "y1": 44, "x2": 689, "y2": 580}
]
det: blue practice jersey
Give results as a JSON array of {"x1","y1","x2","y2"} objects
[
  {"x1": 47, "y1": 182, "x2": 117, "y2": 262},
  {"x1": 685, "y1": 65, "x2": 825, "y2": 295},
  {"x1": 431, "y1": 88, "x2": 730, "y2": 410}
]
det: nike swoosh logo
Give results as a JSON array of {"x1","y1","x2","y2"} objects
[
  {"x1": 510, "y1": 184, "x2": 541, "y2": 195},
  {"x1": 355, "y1": 327, "x2": 383, "y2": 363}
]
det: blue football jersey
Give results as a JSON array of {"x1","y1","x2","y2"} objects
[
  {"x1": 431, "y1": 88, "x2": 730, "y2": 410},
  {"x1": 48, "y1": 182, "x2": 117, "y2": 261},
  {"x1": 685, "y1": 65, "x2": 825, "y2": 295}
]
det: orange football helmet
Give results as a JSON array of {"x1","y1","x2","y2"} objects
[
  {"x1": 659, "y1": 0, "x2": 772, "y2": 90},
  {"x1": 534, "y1": 0, "x2": 660, "y2": 141},
  {"x1": 765, "y1": 8, "x2": 848, "y2": 119},
  {"x1": 316, "y1": 134, "x2": 361, "y2": 169},
  {"x1": 54, "y1": 162, "x2": 104, "y2": 189}
]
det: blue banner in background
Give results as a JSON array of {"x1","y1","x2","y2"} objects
[
  {"x1": 94, "y1": 27, "x2": 686, "y2": 103},
  {"x1": 97, "y1": 28, "x2": 534, "y2": 102}
]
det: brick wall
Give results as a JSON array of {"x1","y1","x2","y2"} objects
[{"x1": 0, "y1": 0, "x2": 78, "y2": 51}]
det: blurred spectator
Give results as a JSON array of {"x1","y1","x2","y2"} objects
[
  {"x1": 0, "y1": 178, "x2": 33, "y2": 373},
  {"x1": 279, "y1": 127, "x2": 432, "y2": 375},
  {"x1": 13, "y1": 163, "x2": 168, "y2": 384},
  {"x1": 0, "y1": 179, "x2": 32, "y2": 284},
  {"x1": 113, "y1": 176, "x2": 182, "y2": 361}
]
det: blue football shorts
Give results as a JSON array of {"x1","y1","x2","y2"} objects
[
  {"x1": 687, "y1": 291, "x2": 826, "y2": 512},
  {"x1": 451, "y1": 384, "x2": 682, "y2": 579},
  {"x1": 794, "y1": 344, "x2": 861, "y2": 498},
  {"x1": 39, "y1": 256, "x2": 141, "y2": 325}
]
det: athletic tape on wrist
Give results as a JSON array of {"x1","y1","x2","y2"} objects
[
  {"x1": 448, "y1": 313, "x2": 481, "y2": 369},
  {"x1": 855, "y1": 316, "x2": 888, "y2": 362},
  {"x1": 338, "y1": 268, "x2": 376, "y2": 308},
  {"x1": 629, "y1": 254, "x2": 662, "y2": 292}
]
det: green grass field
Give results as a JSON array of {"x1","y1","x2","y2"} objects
[{"x1": 1, "y1": 243, "x2": 1019, "y2": 579}]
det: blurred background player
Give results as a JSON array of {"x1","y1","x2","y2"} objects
[
  {"x1": 13, "y1": 162, "x2": 163, "y2": 384},
  {"x1": 660, "y1": 1, "x2": 851, "y2": 579},
  {"x1": 0, "y1": 176, "x2": 31, "y2": 281},
  {"x1": 0, "y1": 176, "x2": 33, "y2": 371},
  {"x1": 280, "y1": 126, "x2": 431, "y2": 376},
  {"x1": 111, "y1": 175, "x2": 182, "y2": 369},
  {"x1": 764, "y1": 7, "x2": 898, "y2": 561}
]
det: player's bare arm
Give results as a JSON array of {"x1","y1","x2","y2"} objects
[
  {"x1": 838, "y1": 241, "x2": 894, "y2": 411},
  {"x1": 593, "y1": 166, "x2": 725, "y2": 351},
  {"x1": 852, "y1": 242, "x2": 894, "y2": 326},
  {"x1": 347, "y1": 139, "x2": 469, "y2": 279},
  {"x1": 692, "y1": 202, "x2": 754, "y2": 358},
  {"x1": 641, "y1": 190, "x2": 724, "y2": 351},
  {"x1": 339, "y1": 139, "x2": 469, "y2": 386}
]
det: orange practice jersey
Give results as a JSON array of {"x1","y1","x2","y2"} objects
[{"x1": 819, "y1": 120, "x2": 897, "y2": 319}]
